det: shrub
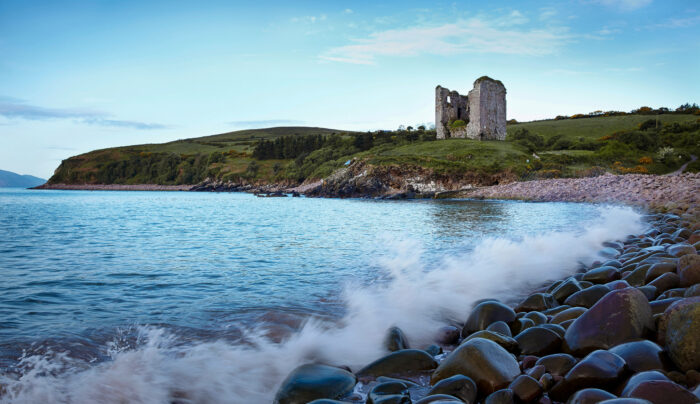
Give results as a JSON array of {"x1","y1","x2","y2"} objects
[
  {"x1": 449, "y1": 119, "x2": 467, "y2": 128},
  {"x1": 507, "y1": 128, "x2": 544, "y2": 152},
  {"x1": 638, "y1": 119, "x2": 658, "y2": 131},
  {"x1": 638, "y1": 156, "x2": 653, "y2": 164}
]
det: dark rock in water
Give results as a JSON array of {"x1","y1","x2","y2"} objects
[
  {"x1": 644, "y1": 262, "x2": 677, "y2": 283},
  {"x1": 367, "y1": 381, "x2": 409, "y2": 404},
  {"x1": 428, "y1": 374, "x2": 477, "y2": 404},
  {"x1": 551, "y1": 278, "x2": 583, "y2": 303},
  {"x1": 620, "y1": 370, "x2": 670, "y2": 397},
  {"x1": 660, "y1": 297, "x2": 700, "y2": 371},
  {"x1": 535, "y1": 353, "x2": 576, "y2": 377},
  {"x1": 566, "y1": 388, "x2": 616, "y2": 404},
  {"x1": 424, "y1": 344, "x2": 443, "y2": 356},
  {"x1": 647, "y1": 272, "x2": 680, "y2": 296},
  {"x1": 463, "y1": 301, "x2": 516, "y2": 336},
  {"x1": 484, "y1": 389, "x2": 515, "y2": 404},
  {"x1": 608, "y1": 340, "x2": 667, "y2": 372},
  {"x1": 508, "y1": 374, "x2": 543, "y2": 403},
  {"x1": 550, "y1": 307, "x2": 587, "y2": 324},
  {"x1": 564, "y1": 288, "x2": 653, "y2": 355},
  {"x1": 514, "y1": 327, "x2": 562, "y2": 356},
  {"x1": 599, "y1": 247, "x2": 620, "y2": 259},
  {"x1": 548, "y1": 350, "x2": 627, "y2": 401},
  {"x1": 516, "y1": 293, "x2": 557, "y2": 312},
  {"x1": 523, "y1": 311, "x2": 548, "y2": 326},
  {"x1": 539, "y1": 323, "x2": 566, "y2": 338},
  {"x1": 274, "y1": 364, "x2": 356, "y2": 404},
  {"x1": 510, "y1": 318, "x2": 536, "y2": 335},
  {"x1": 564, "y1": 285, "x2": 611, "y2": 308},
  {"x1": 385, "y1": 326, "x2": 410, "y2": 352},
  {"x1": 462, "y1": 330, "x2": 519, "y2": 353},
  {"x1": 487, "y1": 321, "x2": 513, "y2": 337},
  {"x1": 582, "y1": 266, "x2": 621, "y2": 283},
  {"x1": 623, "y1": 380, "x2": 698, "y2": 404},
  {"x1": 678, "y1": 254, "x2": 700, "y2": 287},
  {"x1": 357, "y1": 349, "x2": 438, "y2": 379},
  {"x1": 435, "y1": 325, "x2": 460, "y2": 345},
  {"x1": 431, "y1": 338, "x2": 521, "y2": 395},
  {"x1": 414, "y1": 394, "x2": 463, "y2": 403}
]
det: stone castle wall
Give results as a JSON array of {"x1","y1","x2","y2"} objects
[{"x1": 435, "y1": 77, "x2": 506, "y2": 140}]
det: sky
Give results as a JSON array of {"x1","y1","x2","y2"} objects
[{"x1": 0, "y1": 0, "x2": 698, "y2": 178}]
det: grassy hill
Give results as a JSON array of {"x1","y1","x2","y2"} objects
[{"x1": 48, "y1": 113, "x2": 700, "y2": 186}]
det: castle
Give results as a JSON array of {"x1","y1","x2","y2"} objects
[{"x1": 435, "y1": 76, "x2": 506, "y2": 140}]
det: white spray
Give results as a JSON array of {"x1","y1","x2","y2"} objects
[{"x1": 0, "y1": 206, "x2": 644, "y2": 404}]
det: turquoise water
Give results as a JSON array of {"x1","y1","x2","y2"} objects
[{"x1": 0, "y1": 188, "x2": 643, "y2": 403}]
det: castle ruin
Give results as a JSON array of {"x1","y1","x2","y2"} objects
[{"x1": 435, "y1": 76, "x2": 506, "y2": 140}]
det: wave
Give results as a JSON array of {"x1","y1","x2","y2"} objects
[{"x1": 0, "y1": 206, "x2": 644, "y2": 404}]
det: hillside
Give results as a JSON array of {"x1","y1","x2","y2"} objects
[
  {"x1": 46, "y1": 113, "x2": 700, "y2": 192},
  {"x1": 0, "y1": 169, "x2": 46, "y2": 188}
]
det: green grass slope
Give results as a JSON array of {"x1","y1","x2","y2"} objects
[{"x1": 48, "y1": 114, "x2": 700, "y2": 186}]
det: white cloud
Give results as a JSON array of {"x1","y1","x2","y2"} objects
[
  {"x1": 291, "y1": 14, "x2": 327, "y2": 24},
  {"x1": 343, "y1": 9, "x2": 353, "y2": 14},
  {"x1": 320, "y1": 17, "x2": 569, "y2": 65},
  {"x1": 586, "y1": 0, "x2": 652, "y2": 11},
  {"x1": 539, "y1": 7, "x2": 557, "y2": 21},
  {"x1": 651, "y1": 14, "x2": 700, "y2": 28}
]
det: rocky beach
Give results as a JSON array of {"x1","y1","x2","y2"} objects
[{"x1": 272, "y1": 201, "x2": 700, "y2": 403}]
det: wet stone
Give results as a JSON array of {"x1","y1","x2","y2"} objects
[
  {"x1": 427, "y1": 374, "x2": 477, "y2": 404},
  {"x1": 367, "y1": 381, "x2": 409, "y2": 404},
  {"x1": 647, "y1": 272, "x2": 680, "y2": 296},
  {"x1": 385, "y1": 326, "x2": 410, "y2": 352},
  {"x1": 623, "y1": 380, "x2": 698, "y2": 404},
  {"x1": 526, "y1": 365, "x2": 545, "y2": 380},
  {"x1": 668, "y1": 243, "x2": 697, "y2": 258},
  {"x1": 515, "y1": 327, "x2": 562, "y2": 356},
  {"x1": 539, "y1": 323, "x2": 566, "y2": 338},
  {"x1": 551, "y1": 278, "x2": 583, "y2": 303},
  {"x1": 644, "y1": 262, "x2": 677, "y2": 283},
  {"x1": 274, "y1": 364, "x2": 357, "y2": 404},
  {"x1": 582, "y1": 266, "x2": 621, "y2": 283},
  {"x1": 566, "y1": 388, "x2": 616, "y2": 404},
  {"x1": 523, "y1": 311, "x2": 548, "y2": 326},
  {"x1": 484, "y1": 389, "x2": 515, "y2": 404},
  {"x1": 413, "y1": 394, "x2": 462, "y2": 403},
  {"x1": 486, "y1": 321, "x2": 512, "y2": 337},
  {"x1": 658, "y1": 288, "x2": 686, "y2": 299},
  {"x1": 620, "y1": 370, "x2": 670, "y2": 397},
  {"x1": 463, "y1": 301, "x2": 516, "y2": 336},
  {"x1": 649, "y1": 297, "x2": 681, "y2": 315},
  {"x1": 424, "y1": 344, "x2": 443, "y2": 356},
  {"x1": 435, "y1": 326, "x2": 460, "y2": 345},
  {"x1": 564, "y1": 285, "x2": 611, "y2": 308},
  {"x1": 637, "y1": 285, "x2": 657, "y2": 301},
  {"x1": 661, "y1": 297, "x2": 700, "y2": 371},
  {"x1": 608, "y1": 340, "x2": 666, "y2": 372},
  {"x1": 357, "y1": 349, "x2": 438, "y2": 379},
  {"x1": 510, "y1": 318, "x2": 536, "y2": 335},
  {"x1": 678, "y1": 254, "x2": 700, "y2": 287},
  {"x1": 549, "y1": 350, "x2": 627, "y2": 402},
  {"x1": 509, "y1": 375, "x2": 543, "y2": 403},
  {"x1": 431, "y1": 338, "x2": 521, "y2": 395},
  {"x1": 550, "y1": 307, "x2": 587, "y2": 324},
  {"x1": 462, "y1": 330, "x2": 519, "y2": 353},
  {"x1": 535, "y1": 353, "x2": 576, "y2": 377},
  {"x1": 564, "y1": 288, "x2": 653, "y2": 355},
  {"x1": 516, "y1": 293, "x2": 557, "y2": 312}
]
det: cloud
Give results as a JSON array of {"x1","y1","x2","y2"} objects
[
  {"x1": 320, "y1": 16, "x2": 569, "y2": 65},
  {"x1": 0, "y1": 97, "x2": 167, "y2": 130},
  {"x1": 343, "y1": 9, "x2": 353, "y2": 14},
  {"x1": 227, "y1": 119, "x2": 306, "y2": 128},
  {"x1": 585, "y1": 0, "x2": 652, "y2": 11},
  {"x1": 651, "y1": 15, "x2": 700, "y2": 29},
  {"x1": 291, "y1": 14, "x2": 327, "y2": 24}
]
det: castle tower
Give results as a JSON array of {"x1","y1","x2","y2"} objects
[{"x1": 435, "y1": 77, "x2": 506, "y2": 140}]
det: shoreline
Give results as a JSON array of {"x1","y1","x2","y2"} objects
[{"x1": 36, "y1": 172, "x2": 699, "y2": 210}]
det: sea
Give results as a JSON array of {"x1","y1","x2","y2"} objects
[{"x1": 0, "y1": 188, "x2": 645, "y2": 403}]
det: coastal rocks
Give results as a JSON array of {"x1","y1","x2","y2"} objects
[
  {"x1": 385, "y1": 327, "x2": 410, "y2": 351},
  {"x1": 582, "y1": 266, "x2": 621, "y2": 283},
  {"x1": 514, "y1": 327, "x2": 562, "y2": 356},
  {"x1": 431, "y1": 338, "x2": 521, "y2": 395},
  {"x1": 462, "y1": 330, "x2": 519, "y2": 353},
  {"x1": 435, "y1": 326, "x2": 460, "y2": 345},
  {"x1": 660, "y1": 297, "x2": 700, "y2": 371},
  {"x1": 566, "y1": 388, "x2": 616, "y2": 403},
  {"x1": 668, "y1": 243, "x2": 697, "y2": 258},
  {"x1": 608, "y1": 340, "x2": 666, "y2": 372},
  {"x1": 549, "y1": 350, "x2": 627, "y2": 401},
  {"x1": 564, "y1": 288, "x2": 653, "y2": 355},
  {"x1": 508, "y1": 375, "x2": 542, "y2": 402},
  {"x1": 564, "y1": 285, "x2": 611, "y2": 308},
  {"x1": 678, "y1": 254, "x2": 700, "y2": 287},
  {"x1": 516, "y1": 293, "x2": 557, "y2": 312},
  {"x1": 462, "y1": 301, "x2": 516, "y2": 336},
  {"x1": 357, "y1": 349, "x2": 438, "y2": 379},
  {"x1": 535, "y1": 353, "x2": 576, "y2": 377},
  {"x1": 622, "y1": 380, "x2": 698, "y2": 404},
  {"x1": 427, "y1": 375, "x2": 477, "y2": 403},
  {"x1": 274, "y1": 364, "x2": 356, "y2": 404},
  {"x1": 551, "y1": 278, "x2": 583, "y2": 303},
  {"x1": 367, "y1": 381, "x2": 410, "y2": 404}
]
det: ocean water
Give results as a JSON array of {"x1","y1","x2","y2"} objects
[{"x1": 0, "y1": 188, "x2": 645, "y2": 403}]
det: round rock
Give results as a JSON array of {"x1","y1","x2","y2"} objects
[
  {"x1": 463, "y1": 301, "x2": 516, "y2": 336},
  {"x1": 357, "y1": 349, "x2": 438, "y2": 379},
  {"x1": 427, "y1": 374, "x2": 477, "y2": 404},
  {"x1": 514, "y1": 327, "x2": 562, "y2": 356},
  {"x1": 274, "y1": 364, "x2": 357, "y2": 404}
]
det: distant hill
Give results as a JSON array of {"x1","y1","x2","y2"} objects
[{"x1": 0, "y1": 170, "x2": 46, "y2": 188}]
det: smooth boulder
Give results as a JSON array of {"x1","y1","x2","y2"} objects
[
  {"x1": 385, "y1": 327, "x2": 410, "y2": 352},
  {"x1": 427, "y1": 374, "x2": 477, "y2": 404},
  {"x1": 678, "y1": 254, "x2": 700, "y2": 287},
  {"x1": 549, "y1": 350, "x2": 627, "y2": 401},
  {"x1": 564, "y1": 285, "x2": 611, "y2": 308},
  {"x1": 357, "y1": 349, "x2": 438, "y2": 379},
  {"x1": 463, "y1": 301, "x2": 516, "y2": 336},
  {"x1": 514, "y1": 327, "x2": 562, "y2": 356},
  {"x1": 564, "y1": 288, "x2": 653, "y2": 355},
  {"x1": 431, "y1": 338, "x2": 521, "y2": 395},
  {"x1": 623, "y1": 380, "x2": 698, "y2": 404},
  {"x1": 661, "y1": 297, "x2": 700, "y2": 371},
  {"x1": 608, "y1": 340, "x2": 666, "y2": 372},
  {"x1": 274, "y1": 364, "x2": 356, "y2": 404}
]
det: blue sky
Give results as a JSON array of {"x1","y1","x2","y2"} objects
[{"x1": 1, "y1": 0, "x2": 698, "y2": 178}]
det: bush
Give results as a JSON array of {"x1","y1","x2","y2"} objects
[
  {"x1": 449, "y1": 119, "x2": 467, "y2": 128},
  {"x1": 638, "y1": 119, "x2": 658, "y2": 131},
  {"x1": 507, "y1": 128, "x2": 544, "y2": 152}
]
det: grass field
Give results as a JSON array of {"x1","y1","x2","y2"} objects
[{"x1": 48, "y1": 114, "x2": 699, "y2": 185}]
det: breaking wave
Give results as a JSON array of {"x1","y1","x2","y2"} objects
[{"x1": 0, "y1": 206, "x2": 644, "y2": 403}]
